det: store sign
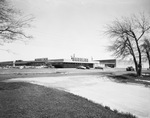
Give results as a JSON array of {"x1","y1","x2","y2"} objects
[
  {"x1": 35, "y1": 58, "x2": 48, "y2": 61},
  {"x1": 71, "y1": 56, "x2": 88, "y2": 62}
]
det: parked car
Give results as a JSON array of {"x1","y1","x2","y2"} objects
[
  {"x1": 76, "y1": 66, "x2": 86, "y2": 69},
  {"x1": 95, "y1": 66, "x2": 103, "y2": 70},
  {"x1": 85, "y1": 66, "x2": 90, "y2": 69},
  {"x1": 126, "y1": 66, "x2": 134, "y2": 71},
  {"x1": 45, "y1": 65, "x2": 55, "y2": 68}
]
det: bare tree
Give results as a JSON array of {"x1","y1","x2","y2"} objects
[
  {"x1": 141, "y1": 38, "x2": 150, "y2": 69},
  {"x1": 0, "y1": 0, "x2": 34, "y2": 45},
  {"x1": 106, "y1": 12, "x2": 150, "y2": 76}
]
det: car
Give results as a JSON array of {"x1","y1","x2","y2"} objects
[
  {"x1": 95, "y1": 66, "x2": 103, "y2": 70},
  {"x1": 76, "y1": 66, "x2": 86, "y2": 69},
  {"x1": 85, "y1": 66, "x2": 90, "y2": 69},
  {"x1": 126, "y1": 66, "x2": 134, "y2": 71},
  {"x1": 45, "y1": 65, "x2": 55, "y2": 68}
]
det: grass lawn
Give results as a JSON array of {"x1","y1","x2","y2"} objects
[{"x1": 0, "y1": 81, "x2": 136, "y2": 118}]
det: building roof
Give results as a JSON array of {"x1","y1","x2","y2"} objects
[{"x1": 48, "y1": 59, "x2": 96, "y2": 64}]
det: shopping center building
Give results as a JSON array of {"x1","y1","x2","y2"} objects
[
  {"x1": 0, "y1": 56, "x2": 97, "y2": 68},
  {"x1": 0, "y1": 56, "x2": 148, "y2": 69}
]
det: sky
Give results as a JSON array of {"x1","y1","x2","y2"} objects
[{"x1": 0, "y1": 0, "x2": 150, "y2": 61}]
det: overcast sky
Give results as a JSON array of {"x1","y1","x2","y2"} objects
[{"x1": 0, "y1": 0, "x2": 150, "y2": 61}]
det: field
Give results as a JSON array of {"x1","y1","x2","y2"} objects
[{"x1": 0, "y1": 68, "x2": 150, "y2": 118}]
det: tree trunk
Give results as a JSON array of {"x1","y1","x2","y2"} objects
[
  {"x1": 146, "y1": 51, "x2": 150, "y2": 68},
  {"x1": 132, "y1": 54, "x2": 138, "y2": 74},
  {"x1": 135, "y1": 39, "x2": 142, "y2": 76},
  {"x1": 148, "y1": 59, "x2": 150, "y2": 69},
  {"x1": 137, "y1": 54, "x2": 142, "y2": 77},
  {"x1": 127, "y1": 37, "x2": 139, "y2": 76},
  {"x1": 131, "y1": 31, "x2": 142, "y2": 76},
  {"x1": 137, "y1": 64, "x2": 142, "y2": 76}
]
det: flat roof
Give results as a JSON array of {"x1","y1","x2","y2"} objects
[
  {"x1": 0, "y1": 58, "x2": 97, "y2": 64},
  {"x1": 48, "y1": 59, "x2": 96, "y2": 64},
  {"x1": 95, "y1": 59, "x2": 116, "y2": 61}
]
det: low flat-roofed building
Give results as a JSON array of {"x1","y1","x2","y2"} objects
[
  {"x1": 49, "y1": 58, "x2": 95, "y2": 68},
  {"x1": 95, "y1": 59, "x2": 116, "y2": 68},
  {"x1": 95, "y1": 58, "x2": 149, "y2": 68},
  {"x1": 0, "y1": 56, "x2": 96, "y2": 68},
  {"x1": 0, "y1": 61, "x2": 13, "y2": 67}
]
